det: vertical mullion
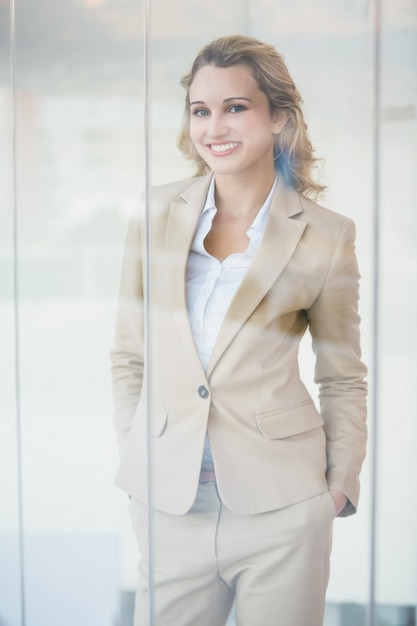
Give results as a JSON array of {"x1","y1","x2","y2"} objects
[
  {"x1": 368, "y1": 0, "x2": 382, "y2": 624},
  {"x1": 10, "y1": 0, "x2": 26, "y2": 624},
  {"x1": 143, "y1": 0, "x2": 155, "y2": 622}
]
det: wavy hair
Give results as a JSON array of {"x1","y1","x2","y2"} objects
[{"x1": 178, "y1": 34, "x2": 325, "y2": 198}]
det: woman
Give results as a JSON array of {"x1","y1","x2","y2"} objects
[{"x1": 111, "y1": 34, "x2": 367, "y2": 626}]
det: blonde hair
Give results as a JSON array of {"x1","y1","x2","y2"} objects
[{"x1": 178, "y1": 34, "x2": 325, "y2": 198}]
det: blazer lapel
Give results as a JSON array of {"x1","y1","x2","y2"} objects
[
  {"x1": 164, "y1": 174, "x2": 212, "y2": 309},
  {"x1": 163, "y1": 175, "x2": 212, "y2": 365},
  {"x1": 206, "y1": 181, "x2": 306, "y2": 377}
]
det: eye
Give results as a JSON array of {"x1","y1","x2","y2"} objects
[
  {"x1": 229, "y1": 104, "x2": 246, "y2": 113},
  {"x1": 191, "y1": 108, "x2": 210, "y2": 117}
]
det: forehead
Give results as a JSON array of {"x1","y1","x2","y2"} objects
[{"x1": 189, "y1": 63, "x2": 261, "y2": 99}]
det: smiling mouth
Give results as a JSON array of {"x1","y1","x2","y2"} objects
[{"x1": 209, "y1": 142, "x2": 241, "y2": 153}]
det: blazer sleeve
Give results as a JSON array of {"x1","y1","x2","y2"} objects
[
  {"x1": 110, "y1": 204, "x2": 145, "y2": 451},
  {"x1": 307, "y1": 217, "x2": 368, "y2": 516}
]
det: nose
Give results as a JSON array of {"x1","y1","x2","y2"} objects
[{"x1": 206, "y1": 112, "x2": 228, "y2": 138}]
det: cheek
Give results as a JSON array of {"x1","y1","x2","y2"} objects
[
  {"x1": 189, "y1": 119, "x2": 201, "y2": 143},
  {"x1": 240, "y1": 117, "x2": 268, "y2": 139},
  {"x1": 188, "y1": 126, "x2": 206, "y2": 159}
]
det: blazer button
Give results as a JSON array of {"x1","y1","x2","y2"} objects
[{"x1": 198, "y1": 385, "x2": 209, "y2": 399}]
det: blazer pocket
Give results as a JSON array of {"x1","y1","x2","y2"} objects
[
  {"x1": 255, "y1": 400, "x2": 324, "y2": 440},
  {"x1": 138, "y1": 408, "x2": 168, "y2": 437},
  {"x1": 153, "y1": 408, "x2": 168, "y2": 437}
]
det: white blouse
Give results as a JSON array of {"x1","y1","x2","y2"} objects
[{"x1": 186, "y1": 175, "x2": 277, "y2": 473}]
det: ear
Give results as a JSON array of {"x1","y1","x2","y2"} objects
[{"x1": 272, "y1": 110, "x2": 288, "y2": 134}]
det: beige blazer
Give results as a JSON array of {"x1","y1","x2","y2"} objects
[{"x1": 111, "y1": 174, "x2": 367, "y2": 517}]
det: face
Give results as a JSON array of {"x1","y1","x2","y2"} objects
[{"x1": 188, "y1": 63, "x2": 286, "y2": 180}]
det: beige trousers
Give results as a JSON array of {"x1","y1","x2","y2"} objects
[{"x1": 129, "y1": 481, "x2": 335, "y2": 626}]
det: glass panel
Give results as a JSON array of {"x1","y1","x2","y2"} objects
[
  {"x1": 2, "y1": 1, "x2": 146, "y2": 624},
  {"x1": 144, "y1": 1, "x2": 415, "y2": 624},
  {"x1": 376, "y1": 0, "x2": 417, "y2": 621},
  {"x1": 0, "y1": 2, "x2": 24, "y2": 624},
  {"x1": 146, "y1": 2, "x2": 374, "y2": 625},
  {"x1": 2, "y1": 0, "x2": 416, "y2": 624}
]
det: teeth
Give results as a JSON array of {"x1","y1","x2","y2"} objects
[{"x1": 210, "y1": 142, "x2": 240, "y2": 153}]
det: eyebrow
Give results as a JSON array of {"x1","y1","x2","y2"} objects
[{"x1": 189, "y1": 97, "x2": 252, "y2": 106}]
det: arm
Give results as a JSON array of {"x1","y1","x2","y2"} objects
[
  {"x1": 307, "y1": 218, "x2": 368, "y2": 516},
  {"x1": 110, "y1": 207, "x2": 145, "y2": 451}
]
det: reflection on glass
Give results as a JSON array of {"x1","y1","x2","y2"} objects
[
  {"x1": 0, "y1": 0, "x2": 416, "y2": 624},
  {"x1": 1, "y1": 1, "x2": 144, "y2": 625}
]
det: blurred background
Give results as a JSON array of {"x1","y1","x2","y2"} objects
[{"x1": 0, "y1": 0, "x2": 416, "y2": 624}]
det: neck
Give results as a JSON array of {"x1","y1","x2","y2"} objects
[{"x1": 214, "y1": 169, "x2": 276, "y2": 217}]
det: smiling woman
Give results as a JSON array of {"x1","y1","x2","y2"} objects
[
  {"x1": 178, "y1": 35, "x2": 325, "y2": 199},
  {"x1": 2, "y1": 1, "x2": 417, "y2": 625},
  {"x1": 111, "y1": 34, "x2": 368, "y2": 626},
  {"x1": 188, "y1": 65, "x2": 286, "y2": 189}
]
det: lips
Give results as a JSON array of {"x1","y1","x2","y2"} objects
[{"x1": 208, "y1": 142, "x2": 241, "y2": 153}]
